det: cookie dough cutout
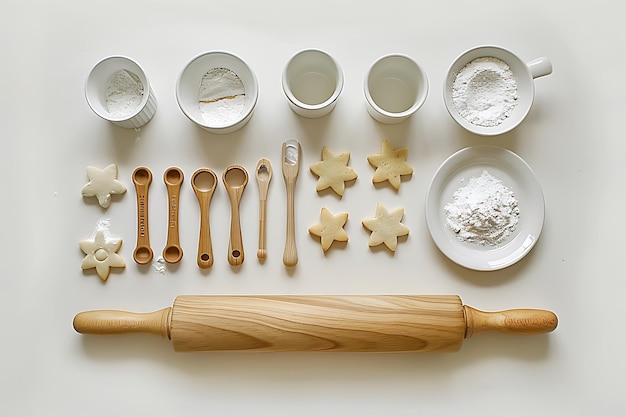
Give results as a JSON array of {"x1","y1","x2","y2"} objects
[
  {"x1": 362, "y1": 203, "x2": 409, "y2": 252},
  {"x1": 81, "y1": 163, "x2": 127, "y2": 208},
  {"x1": 308, "y1": 207, "x2": 349, "y2": 252},
  {"x1": 367, "y1": 139, "x2": 413, "y2": 190},
  {"x1": 309, "y1": 147, "x2": 358, "y2": 197},
  {"x1": 79, "y1": 230, "x2": 126, "y2": 281}
]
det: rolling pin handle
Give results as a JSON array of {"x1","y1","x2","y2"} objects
[
  {"x1": 464, "y1": 306, "x2": 558, "y2": 338},
  {"x1": 73, "y1": 307, "x2": 172, "y2": 340}
]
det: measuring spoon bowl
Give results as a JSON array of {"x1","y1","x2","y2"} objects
[
  {"x1": 223, "y1": 165, "x2": 248, "y2": 266},
  {"x1": 162, "y1": 167, "x2": 184, "y2": 264},
  {"x1": 132, "y1": 167, "x2": 153, "y2": 264},
  {"x1": 192, "y1": 168, "x2": 218, "y2": 269}
]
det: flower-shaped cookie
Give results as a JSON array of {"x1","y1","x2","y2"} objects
[
  {"x1": 81, "y1": 164, "x2": 127, "y2": 208},
  {"x1": 309, "y1": 147, "x2": 358, "y2": 197},
  {"x1": 79, "y1": 230, "x2": 126, "y2": 281},
  {"x1": 367, "y1": 139, "x2": 413, "y2": 191},
  {"x1": 362, "y1": 203, "x2": 409, "y2": 252},
  {"x1": 308, "y1": 207, "x2": 349, "y2": 251}
]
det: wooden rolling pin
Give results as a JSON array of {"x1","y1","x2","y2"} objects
[{"x1": 73, "y1": 295, "x2": 557, "y2": 353}]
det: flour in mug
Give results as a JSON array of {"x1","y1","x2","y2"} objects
[
  {"x1": 106, "y1": 70, "x2": 144, "y2": 116},
  {"x1": 444, "y1": 170, "x2": 519, "y2": 246},
  {"x1": 452, "y1": 57, "x2": 518, "y2": 127},
  {"x1": 199, "y1": 68, "x2": 245, "y2": 126}
]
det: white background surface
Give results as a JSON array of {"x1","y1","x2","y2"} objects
[{"x1": 2, "y1": 0, "x2": 622, "y2": 415}]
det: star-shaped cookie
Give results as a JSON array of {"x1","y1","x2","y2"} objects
[
  {"x1": 367, "y1": 139, "x2": 413, "y2": 190},
  {"x1": 362, "y1": 203, "x2": 409, "y2": 251},
  {"x1": 79, "y1": 230, "x2": 126, "y2": 281},
  {"x1": 81, "y1": 164, "x2": 127, "y2": 208},
  {"x1": 309, "y1": 147, "x2": 358, "y2": 196},
  {"x1": 308, "y1": 207, "x2": 349, "y2": 251}
]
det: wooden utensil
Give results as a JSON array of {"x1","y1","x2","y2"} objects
[
  {"x1": 282, "y1": 140, "x2": 301, "y2": 267},
  {"x1": 132, "y1": 167, "x2": 153, "y2": 264},
  {"x1": 191, "y1": 168, "x2": 218, "y2": 269},
  {"x1": 162, "y1": 167, "x2": 184, "y2": 264},
  {"x1": 223, "y1": 165, "x2": 248, "y2": 266},
  {"x1": 73, "y1": 295, "x2": 558, "y2": 353},
  {"x1": 255, "y1": 159, "x2": 272, "y2": 261}
]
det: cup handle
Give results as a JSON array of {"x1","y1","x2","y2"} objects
[{"x1": 527, "y1": 57, "x2": 553, "y2": 79}]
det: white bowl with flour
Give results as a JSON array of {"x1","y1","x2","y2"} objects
[
  {"x1": 176, "y1": 51, "x2": 258, "y2": 135},
  {"x1": 443, "y1": 45, "x2": 552, "y2": 136}
]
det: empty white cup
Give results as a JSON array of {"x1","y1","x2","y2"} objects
[
  {"x1": 176, "y1": 51, "x2": 259, "y2": 135},
  {"x1": 85, "y1": 56, "x2": 157, "y2": 129},
  {"x1": 364, "y1": 54, "x2": 429, "y2": 124},
  {"x1": 282, "y1": 49, "x2": 344, "y2": 118},
  {"x1": 443, "y1": 45, "x2": 552, "y2": 136}
]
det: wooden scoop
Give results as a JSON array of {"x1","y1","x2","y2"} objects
[
  {"x1": 223, "y1": 165, "x2": 248, "y2": 266},
  {"x1": 132, "y1": 167, "x2": 153, "y2": 264},
  {"x1": 162, "y1": 167, "x2": 184, "y2": 264},
  {"x1": 191, "y1": 168, "x2": 217, "y2": 269},
  {"x1": 255, "y1": 159, "x2": 272, "y2": 261},
  {"x1": 282, "y1": 140, "x2": 301, "y2": 267},
  {"x1": 73, "y1": 294, "x2": 558, "y2": 353}
]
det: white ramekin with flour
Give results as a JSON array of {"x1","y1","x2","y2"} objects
[{"x1": 85, "y1": 56, "x2": 158, "y2": 129}]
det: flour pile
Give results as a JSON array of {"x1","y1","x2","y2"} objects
[
  {"x1": 451, "y1": 57, "x2": 518, "y2": 127},
  {"x1": 444, "y1": 170, "x2": 519, "y2": 246},
  {"x1": 106, "y1": 70, "x2": 144, "y2": 116},
  {"x1": 199, "y1": 67, "x2": 245, "y2": 126}
]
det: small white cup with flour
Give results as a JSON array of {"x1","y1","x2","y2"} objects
[
  {"x1": 364, "y1": 54, "x2": 429, "y2": 124},
  {"x1": 282, "y1": 49, "x2": 344, "y2": 118},
  {"x1": 85, "y1": 56, "x2": 157, "y2": 129},
  {"x1": 176, "y1": 51, "x2": 258, "y2": 135},
  {"x1": 443, "y1": 45, "x2": 552, "y2": 136}
]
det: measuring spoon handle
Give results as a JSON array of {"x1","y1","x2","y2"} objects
[
  {"x1": 192, "y1": 168, "x2": 217, "y2": 269},
  {"x1": 163, "y1": 167, "x2": 184, "y2": 264},
  {"x1": 223, "y1": 165, "x2": 248, "y2": 266},
  {"x1": 283, "y1": 179, "x2": 298, "y2": 267},
  {"x1": 257, "y1": 198, "x2": 268, "y2": 260},
  {"x1": 228, "y1": 196, "x2": 244, "y2": 266},
  {"x1": 132, "y1": 167, "x2": 153, "y2": 264}
]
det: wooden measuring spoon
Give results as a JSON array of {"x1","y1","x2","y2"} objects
[
  {"x1": 162, "y1": 167, "x2": 184, "y2": 264},
  {"x1": 282, "y1": 140, "x2": 301, "y2": 267},
  {"x1": 255, "y1": 159, "x2": 272, "y2": 261},
  {"x1": 191, "y1": 168, "x2": 217, "y2": 269},
  {"x1": 132, "y1": 167, "x2": 153, "y2": 264},
  {"x1": 222, "y1": 165, "x2": 248, "y2": 266}
]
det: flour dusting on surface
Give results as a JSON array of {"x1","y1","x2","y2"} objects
[{"x1": 153, "y1": 257, "x2": 167, "y2": 275}]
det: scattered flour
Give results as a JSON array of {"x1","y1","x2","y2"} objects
[
  {"x1": 153, "y1": 256, "x2": 167, "y2": 275},
  {"x1": 199, "y1": 67, "x2": 245, "y2": 126},
  {"x1": 444, "y1": 170, "x2": 519, "y2": 246},
  {"x1": 106, "y1": 70, "x2": 144, "y2": 116},
  {"x1": 452, "y1": 57, "x2": 518, "y2": 127}
]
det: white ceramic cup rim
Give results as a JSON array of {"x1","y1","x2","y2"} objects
[
  {"x1": 85, "y1": 55, "x2": 151, "y2": 122},
  {"x1": 364, "y1": 53, "x2": 429, "y2": 118},
  {"x1": 281, "y1": 49, "x2": 344, "y2": 110},
  {"x1": 443, "y1": 45, "x2": 536, "y2": 136},
  {"x1": 176, "y1": 50, "x2": 259, "y2": 133}
]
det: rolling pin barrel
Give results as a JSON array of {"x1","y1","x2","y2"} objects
[{"x1": 72, "y1": 295, "x2": 558, "y2": 353}]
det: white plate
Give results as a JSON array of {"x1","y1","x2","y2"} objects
[{"x1": 425, "y1": 145, "x2": 544, "y2": 271}]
